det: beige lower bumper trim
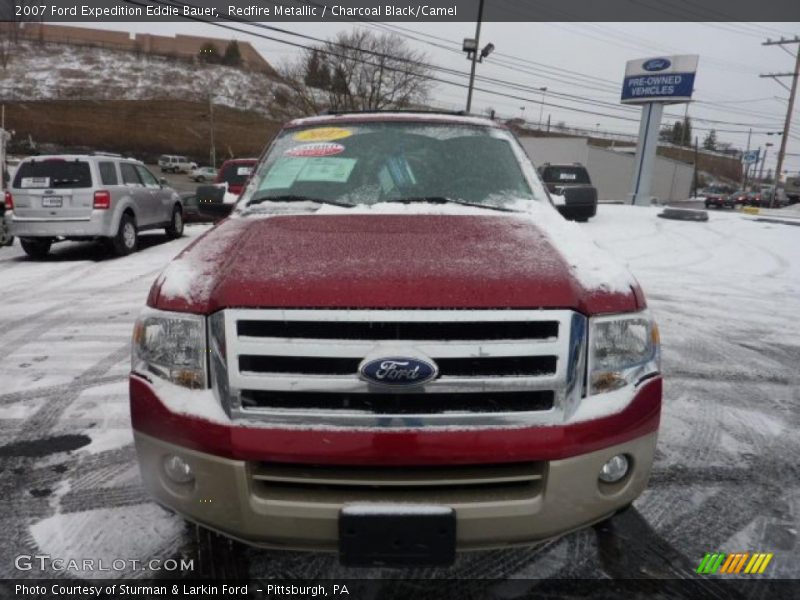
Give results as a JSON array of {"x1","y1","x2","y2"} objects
[{"x1": 134, "y1": 431, "x2": 657, "y2": 552}]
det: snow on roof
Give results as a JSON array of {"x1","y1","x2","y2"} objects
[{"x1": 286, "y1": 112, "x2": 502, "y2": 129}]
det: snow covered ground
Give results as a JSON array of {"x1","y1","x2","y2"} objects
[{"x1": 0, "y1": 206, "x2": 798, "y2": 584}]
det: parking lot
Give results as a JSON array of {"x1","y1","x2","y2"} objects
[{"x1": 0, "y1": 204, "x2": 798, "y2": 589}]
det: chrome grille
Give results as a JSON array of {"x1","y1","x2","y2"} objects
[{"x1": 214, "y1": 309, "x2": 586, "y2": 429}]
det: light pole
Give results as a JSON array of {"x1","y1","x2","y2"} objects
[
  {"x1": 464, "y1": 0, "x2": 493, "y2": 113},
  {"x1": 519, "y1": 106, "x2": 526, "y2": 121},
  {"x1": 537, "y1": 87, "x2": 547, "y2": 129}
]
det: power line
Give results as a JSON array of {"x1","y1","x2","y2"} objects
[{"x1": 117, "y1": 0, "x2": 790, "y2": 138}]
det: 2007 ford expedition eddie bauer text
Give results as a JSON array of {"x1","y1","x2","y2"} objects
[{"x1": 130, "y1": 112, "x2": 662, "y2": 567}]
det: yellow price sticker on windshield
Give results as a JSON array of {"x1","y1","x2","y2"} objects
[{"x1": 293, "y1": 127, "x2": 353, "y2": 142}]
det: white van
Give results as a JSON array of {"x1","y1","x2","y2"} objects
[{"x1": 158, "y1": 155, "x2": 196, "y2": 174}]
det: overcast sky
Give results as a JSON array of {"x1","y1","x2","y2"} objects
[{"x1": 88, "y1": 20, "x2": 800, "y2": 174}]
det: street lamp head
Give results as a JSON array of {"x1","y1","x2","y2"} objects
[{"x1": 480, "y1": 42, "x2": 495, "y2": 59}]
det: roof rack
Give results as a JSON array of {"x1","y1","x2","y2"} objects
[
  {"x1": 320, "y1": 109, "x2": 472, "y2": 117},
  {"x1": 89, "y1": 151, "x2": 123, "y2": 158}
]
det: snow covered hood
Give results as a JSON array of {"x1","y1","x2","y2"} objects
[{"x1": 148, "y1": 202, "x2": 641, "y2": 314}]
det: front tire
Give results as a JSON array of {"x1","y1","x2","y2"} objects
[
  {"x1": 20, "y1": 238, "x2": 51, "y2": 259},
  {"x1": 165, "y1": 206, "x2": 184, "y2": 239},
  {"x1": 109, "y1": 213, "x2": 138, "y2": 256}
]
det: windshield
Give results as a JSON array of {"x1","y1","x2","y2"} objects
[{"x1": 239, "y1": 122, "x2": 545, "y2": 209}]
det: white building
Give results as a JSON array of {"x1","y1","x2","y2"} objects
[{"x1": 519, "y1": 136, "x2": 694, "y2": 202}]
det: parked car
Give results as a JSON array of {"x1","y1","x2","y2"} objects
[
  {"x1": 537, "y1": 162, "x2": 598, "y2": 221},
  {"x1": 704, "y1": 185, "x2": 736, "y2": 209},
  {"x1": 0, "y1": 191, "x2": 13, "y2": 246},
  {"x1": 158, "y1": 155, "x2": 196, "y2": 174},
  {"x1": 130, "y1": 112, "x2": 662, "y2": 566},
  {"x1": 744, "y1": 191, "x2": 765, "y2": 207},
  {"x1": 214, "y1": 158, "x2": 257, "y2": 197},
  {"x1": 189, "y1": 166, "x2": 217, "y2": 182},
  {"x1": 727, "y1": 189, "x2": 749, "y2": 207},
  {"x1": 179, "y1": 191, "x2": 213, "y2": 223},
  {"x1": 6, "y1": 153, "x2": 184, "y2": 258},
  {"x1": 785, "y1": 177, "x2": 800, "y2": 205}
]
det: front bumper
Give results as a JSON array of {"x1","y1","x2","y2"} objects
[
  {"x1": 135, "y1": 430, "x2": 656, "y2": 552},
  {"x1": 131, "y1": 376, "x2": 661, "y2": 552}
]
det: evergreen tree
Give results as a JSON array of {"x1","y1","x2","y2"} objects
[
  {"x1": 304, "y1": 50, "x2": 330, "y2": 89},
  {"x1": 682, "y1": 117, "x2": 693, "y2": 146},
  {"x1": 222, "y1": 40, "x2": 242, "y2": 66},
  {"x1": 703, "y1": 129, "x2": 718, "y2": 151}
]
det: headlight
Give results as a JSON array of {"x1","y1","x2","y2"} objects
[
  {"x1": 589, "y1": 311, "x2": 660, "y2": 395},
  {"x1": 132, "y1": 308, "x2": 207, "y2": 389}
]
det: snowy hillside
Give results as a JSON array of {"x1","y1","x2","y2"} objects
[{"x1": 0, "y1": 42, "x2": 286, "y2": 116}]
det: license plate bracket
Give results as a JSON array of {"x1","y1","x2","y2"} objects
[
  {"x1": 41, "y1": 196, "x2": 63, "y2": 208},
  {"x1": 339, "y1": 505, "x2": 456, "y2": 567}
]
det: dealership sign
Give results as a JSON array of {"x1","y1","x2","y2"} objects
[{"x1": 621, "y1": 55, "x2": 699, "y2": 104}]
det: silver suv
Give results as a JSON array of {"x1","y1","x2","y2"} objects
[{"x1": 6, "y1": 153, "x2": 184, "y2": 259}]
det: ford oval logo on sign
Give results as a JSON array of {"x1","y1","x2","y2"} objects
[
  {"x1": 359, "y1": 357, "x2": 438, "y2": 387},
  {"x1": 643, "y1": 58, "x2": 671, "y2": 72}
]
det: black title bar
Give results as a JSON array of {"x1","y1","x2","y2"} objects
[{"x1": 1, "y1": 0, "x2": 800, "y2": 22}]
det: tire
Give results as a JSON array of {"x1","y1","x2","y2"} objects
[
  {"x1": 165, "y1": 205, "x2": 184, "y2": 239},
  {"x1": 109, "y1": 213, "x2": 138, "y2": 256},
  {"x1": 20, "y1": 238, "x2": 51, "y2": 259},
  {"x1": 196, "y1": 176, "x2": 205, "y2": 183}
]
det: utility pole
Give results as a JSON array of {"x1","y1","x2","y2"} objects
[
  {"x1": 743, "y1": 127, "x2": 752, "y2": 189},
  {"x1": 759, "y1": 142, "x2": 774, "y2": 181},
  {"x1": 761, "y1": 36, "x2": 800, "y2": 207},
  {"x1": 692, "y1": 136, "x2": 699, "y2": 198},
  {"x1": 208, "y1": 93, "x2": 216, "y2": 169}
]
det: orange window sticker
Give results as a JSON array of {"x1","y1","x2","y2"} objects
[{"x1": 293, "y1": 127, "x2": 353, "y2": 142}]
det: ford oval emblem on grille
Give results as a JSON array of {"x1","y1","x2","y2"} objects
[
  {"x1": 359, "y1": 356, "x2": 439, "y2": 387},
  {"x1": 643, "y1": 58, "x2": 671, "y2": 72}
]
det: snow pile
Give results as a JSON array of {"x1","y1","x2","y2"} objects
[{"x1": 0, "y1": 42, "x2": 285, "y2": 116}]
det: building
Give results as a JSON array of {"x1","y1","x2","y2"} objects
[{"x1": 519, "y1": 136, "x2": 695, "y2": 202}]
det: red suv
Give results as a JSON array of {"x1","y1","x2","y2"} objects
[
  {"x1": 130, "y1": 112, "x2": 661, "y2": 566},
  {"x1": 213, "y1": 158, "x2": 258, "y2": 197}
]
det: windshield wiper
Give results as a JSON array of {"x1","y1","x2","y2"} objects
[
  {"x1": 394, "y1": 196, "x2": 519, "y2": 213},
  {"x1": 246, "y1": 194, "x2": 354, "y2": 208}
]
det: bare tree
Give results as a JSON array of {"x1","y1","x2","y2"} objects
[{"x1": 277, "y1": 30, "x2": 431, "y2": 117}]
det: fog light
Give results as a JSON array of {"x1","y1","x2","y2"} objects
[
  {"x1": 599, "y1": 454, "x2": 629, "y2": 483},
  {"x1": 162, "y1": 454, "x2": 194, "y2": 484}
]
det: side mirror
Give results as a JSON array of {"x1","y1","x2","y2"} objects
[
  {"x1": 159, "y1": 177, "x2": 168, "y2": 186},
  {"x1": 196, "y1": 185, "x2": 234, "y2": 219}
]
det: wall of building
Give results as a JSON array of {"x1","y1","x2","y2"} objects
[
  {"x1": 519, "y1": 136, "x2": 694, "y2": 201},
  {"x1": 15, "y1": 23, "x2": 277, "y2": 76}
]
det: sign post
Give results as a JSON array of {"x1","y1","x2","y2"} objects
[{"x1": 621, "y1": 55, "x2": 699, "y2": 205}]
